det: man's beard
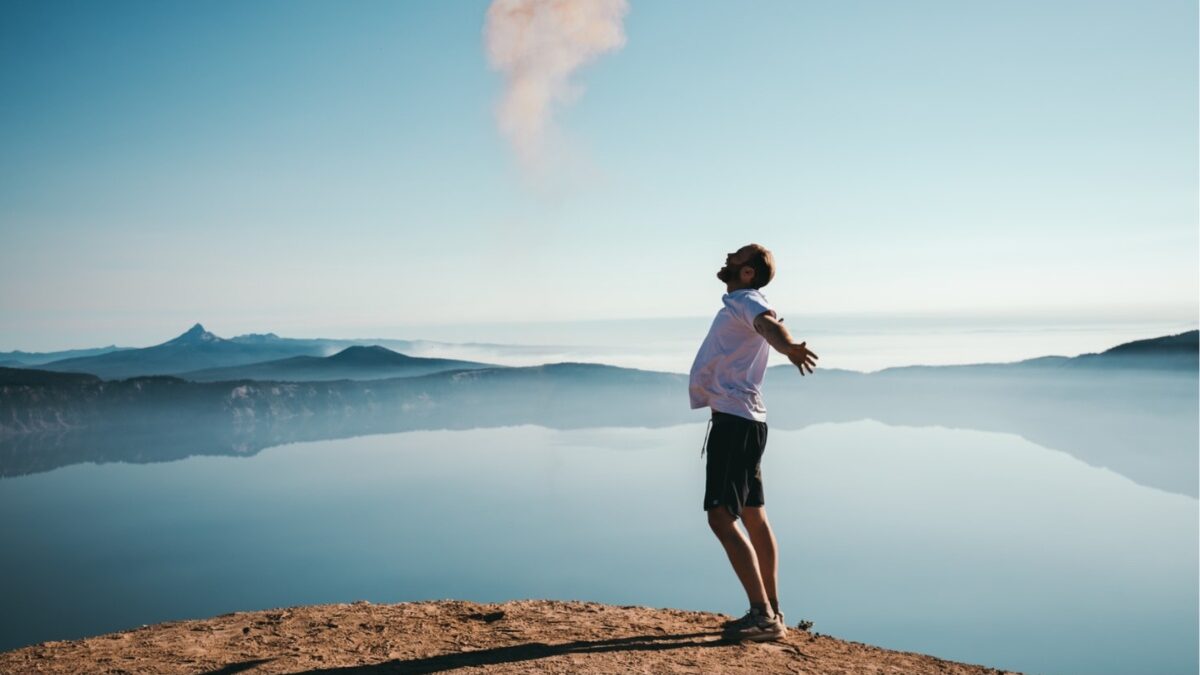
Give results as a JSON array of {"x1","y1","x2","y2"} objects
[{"x1": 716, "y1": 265, "x2": 733, "y2": 282}]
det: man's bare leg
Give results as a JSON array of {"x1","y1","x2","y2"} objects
[
  {"x1": 740, "y1": 506, "x2": 779, "y2": 614},
  {"x1": 706, "y1": 506, "x2": 770, "y2": 610}
]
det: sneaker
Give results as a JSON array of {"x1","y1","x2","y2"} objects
[
  {"x1": 721, "y1": 608, "x2": 754, "y2": 629},
  {"x1": 722, "y1": 608, "x2": 784, "y2": 629},
  {"x1": 722, "y1": 607, "x2": 786, "y2": 642}
]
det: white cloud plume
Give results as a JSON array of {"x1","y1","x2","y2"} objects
[{"x1": 485, "y1": 0, "x2": 629, "y2": 169}]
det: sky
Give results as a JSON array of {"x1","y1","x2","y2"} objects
[{"x1": 1, "y1": 0, "x2": 1197, "y2": 354}]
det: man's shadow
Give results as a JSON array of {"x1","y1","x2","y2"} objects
[{"x1": 206, "y1": 628, "x2": 749, "y2": 674}]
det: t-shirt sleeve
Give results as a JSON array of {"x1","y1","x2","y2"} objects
[{"x1": 731, "y1": 292, "x2": 775, "y2": 329}]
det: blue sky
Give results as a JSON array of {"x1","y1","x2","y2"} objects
[{"x1": 1, "y1": 0, "x2": 1196, "y2": 351}]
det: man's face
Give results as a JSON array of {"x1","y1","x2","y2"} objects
[{"x1": 717, "y1": 246, "x2": 757, "y2": 284}]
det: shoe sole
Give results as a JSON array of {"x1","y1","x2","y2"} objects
[{"x1": 723, "y1": 626, "x2": 787, "y2": 642}]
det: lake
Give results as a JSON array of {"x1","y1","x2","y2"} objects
[{"x1": 0, "y1": 421, "x2": 1196, "y2": 675}]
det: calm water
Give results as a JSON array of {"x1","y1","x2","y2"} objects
[{"x1": 0, "y1": 421, "x2": 1196, "y2": 675}]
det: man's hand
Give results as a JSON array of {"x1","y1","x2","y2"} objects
[
  {"x1": 753, "y1": 312, "x2": 819, "y2": 376},
  {"x1": 785, "y1": 341, "x2": 818, "y2": 376}
]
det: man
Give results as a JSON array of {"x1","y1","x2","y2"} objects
[{"x1": 689, "y1": 243, "x2": 817, "y2": 642}]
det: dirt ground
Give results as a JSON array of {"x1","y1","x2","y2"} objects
[{"x1": 0, "y1": 599, "x2": 1022, "y2": 674}]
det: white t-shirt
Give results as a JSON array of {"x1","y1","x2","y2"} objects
[{"x1": 688, "y1": 288, "x2": 776, "y2": 422}]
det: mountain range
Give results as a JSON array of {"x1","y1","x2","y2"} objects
[
  {"x1": 11, "y1": 324, "x2": 494, "y2": 381},
  {"x1": 6, "y1": 323, "x2": 1198, "y2": 382},
  {"x1": 177, "y1": 344, "x2": 491, "y2": 382}
]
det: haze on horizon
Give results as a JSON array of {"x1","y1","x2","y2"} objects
[{"x1": 1, "y1": 0, "x2": 1196, "y2": 353}]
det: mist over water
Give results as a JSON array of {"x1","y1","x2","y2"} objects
[{"x1": 391, "y1": 314, "x2": 1197, "y2": 373}]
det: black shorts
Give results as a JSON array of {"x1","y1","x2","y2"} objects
[{"x1": 702, "y1": 410, "x2": 768, "y2": 519}]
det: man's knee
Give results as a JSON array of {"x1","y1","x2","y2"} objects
[
  {"x1": 741, "y1": 506, "x2": 772, "y2": 533},
  {"x1": 706, "y1": 505, "x2": 738, "y2": 536}
]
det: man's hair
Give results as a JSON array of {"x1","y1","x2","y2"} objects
[{"x1": 746, "y1": 245, "x2": 775, "y2": 289}]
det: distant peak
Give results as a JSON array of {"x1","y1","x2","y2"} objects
[{"x1": 164, "y1": 323, "x2": 222, "y2": 346}]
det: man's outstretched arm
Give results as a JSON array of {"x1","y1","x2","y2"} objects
[{"x1": 753, "y1": 312, "x2": 819, "y2": 376}]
